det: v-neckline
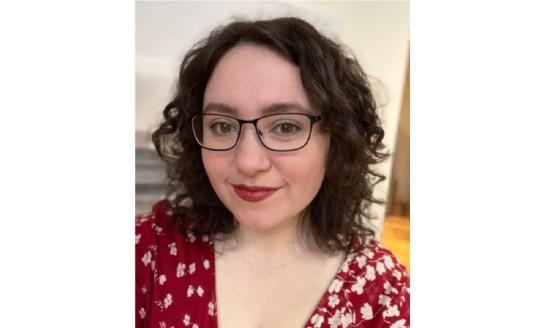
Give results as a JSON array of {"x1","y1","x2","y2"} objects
[{"x1": 209, "y1": 237, "x2": 349, "y2": 328}]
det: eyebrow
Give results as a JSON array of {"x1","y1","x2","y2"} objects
[{"x1": 202, "y1": 102, "x2": 314, "y2": 116}]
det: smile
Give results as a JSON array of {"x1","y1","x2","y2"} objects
[{"x1": 232, "y1": 184, "x2": 279, "y2": 202}]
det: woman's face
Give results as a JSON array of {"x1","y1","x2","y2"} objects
[{"x1": 202, "y1": 44, "x2": 330, "y2": 233}]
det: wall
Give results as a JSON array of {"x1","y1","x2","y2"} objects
[
  {"x1": 387, "y1": 59, "x2": 410, "y2": 216},
  {"x1": 396, "y1": 62, "x2": 410, "y2": 206}
]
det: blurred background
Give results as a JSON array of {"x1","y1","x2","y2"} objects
[{"x1": 136, "y1": 1, "x2": 409, "y2": 271}]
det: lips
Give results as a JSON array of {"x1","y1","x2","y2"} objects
[{"x1": 232, "y1": 184, "x2": 279, "y2": 202}]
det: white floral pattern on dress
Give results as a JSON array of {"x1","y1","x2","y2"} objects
[
  {"x1": 159, "y1": 274, "x2": 167, "y2": 285},
  {"x1": 311, "y1": 313, "x2": 325, "y2": 327},
  {"x1": 356, "y1": 254, "x2": 367, "y2": 268},
  {"x1": 139, "y1": 307, "x2": 146, "y2": 319},
  {"x1": 141, "y1": 250, "x2": 152, "y2": 267},
  {"x1": 384, "y1": 304, "x2": 400, "y2": 318},
  {"x1": 361, "y1": 302, "x2": 373, "y2": 320},
  {"x1": 366, "y1": 265, "x2": 376, "y2": 281},
  {"x1": 169, "y1": 242, "x2": 177, "y2": 256},
  {"x1": 376, "y1": 261, "x2": 386, "y2": 275},
  {"x1": 187, "y1": 285, "x2": 194, "y2": 298},
  {"x1": 390, "y1": 319, "x2": 407, "y2": 328},
  {"x1": 351, "y1": 276, "x2": 366, "y2": 294},
  {"x1": 183, "y1": 314, "x2": 190, "y2": 326},
  {"x1": 379, "y1": 294, "x2": 391, "y2": 307},
  {"x1": 328, "y1": 294, "x2": 340, "y2": 308},
  {"x1": 177, "y1": 262, "x2": 187, "y2": 278},
  {"x1": 392, "y1": 269, "x2": 402, "y2": 281},
  {"x1": 208, "y1": 301, "x2": 215, "y2": 316},
  {"x1": 189, "y1": 263, "x2": 196, "y2": 274},
  {"x1": 328, "y1": 279, "x2": 344, "y2": 293},
  {"x1": 163, "y1": 293, "x2": 173, "y2": 309},
  {"x1": 328, "y1": 309, "x2": 341, "y2": 328}
]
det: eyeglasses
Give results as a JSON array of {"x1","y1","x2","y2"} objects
[{"x1": 191, "y1": 113, "x2": 321, "y2": 152}]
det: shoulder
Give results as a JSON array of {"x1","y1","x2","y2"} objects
[
  {"x1": 311, "y1": 237, "x2": 410, "y2": 327},
  {"x1": 136, "y1": 200, "x2": 177, "y2": 238},
  {"x1": 136, "y1": 199, "x2": 211, "y2": 242},
  {"x1": 135, "y1": 200, "x2": 217, "y2": 326},
  {"x1": 346, "y1": 238, "x2": 410, "y2": 286},
  {"x1": 135, "y1": 200, "x2": 176, "y2": 257},
  {"x1": 136, "y1": 200, "x2": 214, "y2": 273},
  {"x1": 348, "y1": 237, "x2": 410, "y2": 326}
]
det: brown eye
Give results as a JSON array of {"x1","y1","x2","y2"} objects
[
  {"x1": 281, "y1": 123, "x2": 295, "y2": 133},
  {"x1": 210, "y1": 122, "x2": 235, "y2": 135},
  {"x1": 274, "y1": 122, "x2": 300, "y2": 135},
  {"x1": 218, "y1": 122, "x2": 232, "y2": 133}
]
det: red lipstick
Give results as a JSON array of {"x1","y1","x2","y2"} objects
[{"x1": 232, "y1": 184, "x2": 279, "y2": 202}]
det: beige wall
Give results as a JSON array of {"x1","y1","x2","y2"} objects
[
  {"x1": 396, "y1": 62, "x2": 410, "y2": 205},
  {"x1": 387, "y1": 59, "x2": 410, "y2": 216}
]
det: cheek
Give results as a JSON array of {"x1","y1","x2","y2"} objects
[
  {"x1": 297, "y1": 135, "x2": 329, "y2": 189},
  {"x1": 202, "y1": 151, "x2": 229, "y2": 186},
  {"x1": 303, "y1": 134, "x2": 329, "y2": 176},
  {"x1": 202, "y1": 152, "x2": 212, "y2": 179},
  {"x1": 278, "y1": 147, "x2": 328, "y2": 191}
]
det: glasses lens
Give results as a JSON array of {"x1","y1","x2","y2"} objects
[
  {"x1": 192, "y1": 115, "x2": 239, "y2": 150},
  {"x1": 257, "y1": 114, "x2": 312, "y2": 151}
]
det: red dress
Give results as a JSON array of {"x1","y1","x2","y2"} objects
[{"x1": 136, "y1": 201, "x2": 410, "y2": 328}]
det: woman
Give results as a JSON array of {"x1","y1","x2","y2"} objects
[{"x1": 136, "y1": 17, "x2": 409, "y2": 328}]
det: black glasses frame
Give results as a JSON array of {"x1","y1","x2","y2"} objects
[{"x1": 191, "y1": 113, "x2": 322, "y2": 152}]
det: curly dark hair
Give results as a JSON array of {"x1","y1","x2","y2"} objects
[{"x1": 152, "y1": 17, "x2": 388, "y2": 254}]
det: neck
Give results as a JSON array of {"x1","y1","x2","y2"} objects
[
  {"x1": 238, "y1": 221, "x2": 302, "y2": 260},
  {"x1": 217, "y1": 214, "x2": 316, "y2": 265}
]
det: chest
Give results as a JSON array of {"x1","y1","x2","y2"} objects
[{"x1": 214, "y1": 250, "x2": 345, "y2": 328}]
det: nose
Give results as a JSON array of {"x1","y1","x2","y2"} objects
[{"x1": 234, "y1": 124, "x2": 271, "y2": 177}]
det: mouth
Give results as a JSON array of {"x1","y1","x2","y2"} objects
[{"x1": 232, "y1": 184, "x2": 280, "y2": 202}]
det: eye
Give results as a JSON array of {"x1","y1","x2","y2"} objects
[
  {"x1": 273, "y1": 122, "x2": 300, "y2": 135},
  {"x1": 210, "y1": 121, "x2": 236, "y2": 135}
]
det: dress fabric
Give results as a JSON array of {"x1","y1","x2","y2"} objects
[{"x1": 136, "y1": 200, "x2": 410, "y2": 328}]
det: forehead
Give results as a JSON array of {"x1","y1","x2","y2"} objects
[{"x1": 203, "y1": 44, "x2": 314, "y2": 117}]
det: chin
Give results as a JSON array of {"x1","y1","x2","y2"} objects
[
  {"x1": 232, "y1": 211, "x2": 286, "y2": 231},
  {"x1": 236, "y1": 206, "x2": 305, "y2": 232}
]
